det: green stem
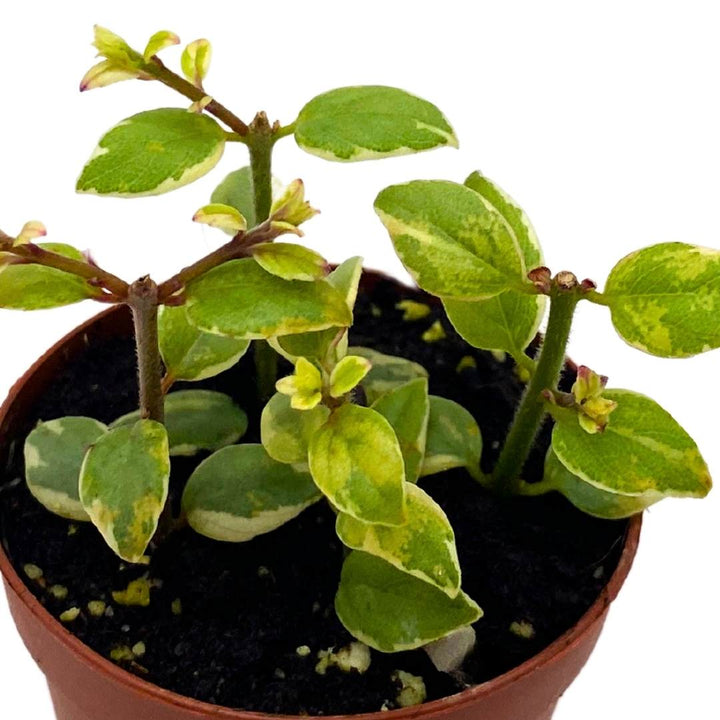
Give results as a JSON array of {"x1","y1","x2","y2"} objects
[{"x1": 492, "y1": 290, "x2": 579, "y2": 492}]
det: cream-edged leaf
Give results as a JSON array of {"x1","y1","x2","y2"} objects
[{"x1": 349, "y1": 346, "x2": 428, "y2": 404}]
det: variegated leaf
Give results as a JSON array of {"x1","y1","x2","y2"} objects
[{"x1": 349, "y1": 346, "x2": 428, "y2": 404}]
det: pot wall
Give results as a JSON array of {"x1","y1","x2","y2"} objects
[{"x1": 0, "y1": 301, "x2": 641, "y2": 720}]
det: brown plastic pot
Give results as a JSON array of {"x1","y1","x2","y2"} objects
[{"x1": 0, "y1": 298, "x2": 642, "y2": 720}]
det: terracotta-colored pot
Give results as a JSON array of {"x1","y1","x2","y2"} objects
[{"x1": 0, "y1": 301, "x2": 642, "y2": 720}]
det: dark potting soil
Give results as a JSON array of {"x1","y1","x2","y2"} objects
[{"x1": 0, "y1": 276, "x2": 627, "y2": 715}]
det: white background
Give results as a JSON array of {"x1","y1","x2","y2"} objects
[{"x1": 1, "y1": 2, "x2": 718, "y2": 718}]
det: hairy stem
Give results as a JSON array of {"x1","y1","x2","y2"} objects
[
  {"x1": 492, "y1": 289, "x2": 579, "y2": 492},
  {"x1": 129, "y1": 277, "x2": 164, "y2": 424}
]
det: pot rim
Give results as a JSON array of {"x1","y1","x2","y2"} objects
[{"x1": 0, "y1": 303, "x2": 642, "y2": 720}]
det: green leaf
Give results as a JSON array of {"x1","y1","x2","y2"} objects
[
  {"x1": 552, "y1": 389, "x2": 711, "y2": 502},
  {"x1": 182, "y1": 444, "x2": 320, "y2": 542},
  {"x1": 79, "y1": 420, "x2": 170, "y2": 563},
  {"x1": 371, "y1": 378, "x2": 429, "y2": 483},
  {"x1": 308, "y1": 405, "x2": 406, "y2": 526},
  {"x1": 348, "y1": 346, "x2": 428, "y2": 404},
  {"x1": 211, "y1": 167, "x2": 258, "y2": 228},
  {"x1": 604, "y1": 243, "x2": 720, "y2": 357},
  {"x1": 336, "y1": 484, "x2": 460, "y2": 596},
  {"x1": 421, "y1": 396, "x2": 482, "y2": 479},
  {"x1": 273, "y1": 257, "x2": 363, "y2": 362},
  {"x1": 295, "y1": 86, "x2": 457, "y2": 162},
  {"x1": 158, "y1": 305, "x2": 250, "y2": 383},
  {"x1": 193, "y1": 203, "x2": 247, "y2": 233},
  {"x1": 441, "y1": 171, "x2": 546, "y2": 360},
  {"x1": 543, "y1": 448, "x2": 658, "y2": 519},
  {"x1": 330, "y1": 355, "x2": 372, "y2": 398},
  {"x1": 375, "y1": 180, "x2": 524, "y2": 300},
  {"x1": 335, "y1": 552, "x2": 482, "y2": 652},
  {"x1": 112, "y1": 390, "x2": 247, "y2": 456},
  {"x1": 0, "y1": 244, "x2": 96, "y2": 310},
  {"x1": 76, "y1": 109, "x2": 225, "y2": 197},
  {"x1": 251, "y1": 243, "x2": 328, "y2": 282},
  {"x1": 24, "y1": 417, "x2": 108, "y2": 521},
  {"x1": 261, "y1": 392, "x2": 330, "y2": 464},
  {"x1": 185, "y1": 258, "x2": 351, "y2": 339}
]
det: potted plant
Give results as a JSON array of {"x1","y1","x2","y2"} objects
[{"x1": 0, "y1": 26, "x2": 715, "y2": 720}]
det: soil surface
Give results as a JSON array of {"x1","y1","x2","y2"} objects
[{"x1": 0, "y1": 276, "x2": 627, "y2": 715}]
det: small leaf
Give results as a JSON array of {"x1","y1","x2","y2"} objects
[
  {"x1": 604, "y1": 242, "x2": 720, "y2": 357},
  {"x1": 182, "y1": 444, "x2": 320, "y2": 542},
  {"x1": 111, "y1": 390, "x2": 247, "y2": 456},
  {"x1": 269, "y1": 179, "x2": 319, "y2": 229},
  {"x1": 349, "y1": 346, "x2": 428, "y2": 404},
  {"x1": 80, "y1": 60, "x2": 142, "y2": 91},
  {"x1": 371, "y1": 378, "x2": 429, "y2": 483},
  {"x1": 16, "y1": 221, "x2": 47, "y2": 244},
  {"x1": 185, "y1": 258, "x2": 351, "y2": 339},
  {"x1": 335, "y1": 552, "x2": 482, "y2": 652},
  {"x1": 193, "y1": 203, "x2": 247, "y2": 233},
  {"x1": 330, "y1": 355, "x2": 372, "y2": 398},
  {"x1": 552, "y1": 389, "x2": 711, "y2": 502},
  {"x1": 25, "y1": 417, "x2": 107, "y2": 521},
  {"x1": 308, "y1": 405, "x2": 406, "y2": 525},
  {"x1": 261, "y1": 392, "x2": 330, "y2": 464},
  {"x1": 421, "y1": 396, "x2": 482, "y2": 478},
  {"x1": 79, "y1": 420, "x2": 170, "y2": 563},
  {"x1": 273, "y1": 257, "x2": 363, "y2": 362},
  {"x1": 543, "y1": 448, "x2": 658, "y2": 519},
  {"x1": 0, "y1": 243, "x2": 96, "y2": 310},
  {"x1": 92, "y1": 25, "x2": 139, "y2": 65},
  {"x1": 296, "y1": 86, "x2": 457, "y2": 162},
  {"x1": 77, "y1": 108, "x2": 225, "y2": 197},
  {"x1": 276, "y1": 357, "x2": 323, "y2": 410},
  {"x1": 144, "y1": 30, "x2": 180, "y2": 60},
  {"x1": 181, "y1": 39, "x2": 211, "y2": 86},
  {"x1": 251, "y1": 243, "x2": 328, "y2": 282},
  {"x1": 336, "y1": 484, "x2": 460, "y2": 596},
  {"x1": 158, "y1": 305, "x2": 250, "y2": 382},
  {"x1": 375, "y1": 180, "x2": 524, "y2": 300},
  {"x1": 210, "y1": 166, "x2": 284, "y2": 230}
]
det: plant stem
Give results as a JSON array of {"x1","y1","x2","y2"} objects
[
  {"x1": 491, "y1": 289, "x2": 579, "y2": 492},
  {"x1": 129, "y1": 277, "x2": 164, "y2": 424}
]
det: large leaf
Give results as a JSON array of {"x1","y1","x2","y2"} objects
[
  {"x1": 0, "y1": 244, "x2": 96, "y2": 309},
  {"x1": 308, "y1": 405, "x2": 406, "y2": 526},
  {"x1": 182, "y1": 444, "x2": 320, "y2": 542},
  {"x1": 371, "y1": 378, "x2": 429, "y2": 483},
  {"x1": 543, "y1": 448, "x2": 658, "y2": 519},
  {"x1": 604, "y1": 242, "x2": 720, "y2": 357},
  {"x1": 421, "y1": 396, "x2": 482, "y2": 479},
  {"x1": 24, "y1": 416, "x2": 107, "y2": 521},
  {"x1": 336, "y1": 484, "x2": 460, "y2": 597},
  {"x1": 375, "y1": 180, "x2": 524, "y2": 300},
  {"x1": 260, "y1": 391, "x2": 330, "y2": 464},
  {"x1": 185, "y1": 258, "x2": 351, "y2": 339},
  {"x1": 158, "y1": 304, "x2": 250, "y2": 382},
  {"x1": 552, "y1": 389, "x2": 711, "y2": 501},
  {"x1": 295, "y1": 86, "x2": 457, "y2": 162},
  {"x1": 112, "y1": 390, "x2": 247, "y2": 456},
  {"x1": 79, "y1": 420, "x2": 170, "y2": 563},
  {"x1": 349, "y1": 346, "x2": 428, "y2": 404},
  {"x1": 273, "y1": 257, "x2": 363, "y2": 362},
  {"x1": 76, "y1": 108, "x2": 226, "y2": 197},
  {"x1": 335, "y1": 552, "x2": 481, "y2": 653}
]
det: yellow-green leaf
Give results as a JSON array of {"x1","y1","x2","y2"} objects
[
  {"x1": 76, "y1": 109, "x2": 225, "y2": 197},
  {"x1": 296, "y1": 86, "x2": 457, "y2": 162},
  {"x1": 25, "y1": 416, "x2": 108, "y2": 521},
  {"x1": 181, "y1": 39, "x2": 211, "y2": 86},
  {"x1": 192, "y1": 203, "x2": 247, "y2": 233},
  {"x1": 308, "y1": 405, "x2": 406, "y2": 526},
  {"x1": 276, "y1": 357, "x2": 323, "y2": 410},
  {"x1": 604, "y1": 242, "x2": 720, "y2": 357},
  {"x1": 336, "y1": 484, "x2": 460, "y2": 597},
  {"x1": 330, "y1": 355, "x2": 372, "y2": 398},
  {"x1": 185, "y1": 258, "x2": 351, "y2": 339},
  {"x1": 371, "y1": 378, "x2": 429, "y2": 483},
  {"x1": 335, "y1": 552, "x2": 481, "y2": 653},
  {"x1": 143, "y1": 30, "x2": 180, "y2": 60},
  {"x1": 79, "y1": 420, "x2": 170, "y2": 563},
  {"x1": 349, "y1": 346, "x2": 428, "y2": 404},
  {"x1": 182, "y1": 444, "x2": 320, "y2": 542},
  {"x1": 251, "y1": 243, "x2": 328, "y2": 282},
  {"x1": 375, "y1": 180, "x2": 524, "y2": 300}
]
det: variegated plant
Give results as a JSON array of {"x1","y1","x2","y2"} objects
[
  {"x1": 375, "y1": 173, "x2": 715, "y2": 516},
  {"x1": 2, "y1": 27, "x2": 483, "y2": 654}
]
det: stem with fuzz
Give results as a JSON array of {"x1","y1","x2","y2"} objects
[
  {"x1": 129, "y1": 277, "x2": 164, "y2": 424},
  {"x1": 491, "y1": 288, "x2": 579, "y2": 492}
]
